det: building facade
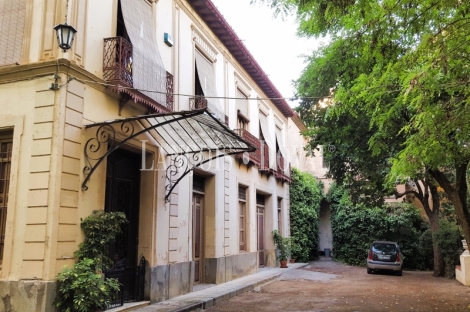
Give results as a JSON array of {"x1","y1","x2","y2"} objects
[
  {"x1": 0, "y1": 0, "x2": 293, "y2": 310},
  {"x1": 287, "y1": 113, "x2": 333, "y2": 254}
]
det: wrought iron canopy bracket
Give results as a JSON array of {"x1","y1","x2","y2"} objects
[
  {"x1": 81, "y1": 109, "x2": 256, "y2": 203},
  {"x1": 164, "y1": 150, "x2": 243, "y2": 202},
  {"x1": 82, "y1": 110, "x2": 205, "y2": 192}
]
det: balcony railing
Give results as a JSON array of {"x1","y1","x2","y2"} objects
[
  {"x1": 233, "y1": 129, "x2": 271, "y2": 171},
  {"x1": 166, "y1": 72, "x2": 174, "y2": 111},
  {"x1": 189, "y1": 97, "x2": 208, "y2": 110},
  {"x1": 103, "y1": 36, "x2": 173, "y2": 112},
  {"x1": 190, "y1": 97, "x2": 228, "y2": 126},
  {"x1": 103, "y1": 37, "x2": 133, "y2": 86},
  {"x1": 272, "y1": 154, "x2": 292, "y2": 183}
]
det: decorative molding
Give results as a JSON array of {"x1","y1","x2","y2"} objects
[
  {"x1": 71, "y1": 0, "x2": 87, "y2": 67},
  {"x1": 234, "y1": 72, "x2": 250, "y2": 97},
  {"x1": 274, "y1": 113, "x2": 284, "y2": 129},
  {"x1": 258, "y1": 99, "x2": 270, "y2": 116},
  {"x1": 192, "y1": 26, "x2": 217, "y2": 63},
  {"x1": 40, "y1": 0, "x2": 59, "y2": 61}
]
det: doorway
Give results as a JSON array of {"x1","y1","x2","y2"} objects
[
  {"x1": 256, "y1": 194, "x2": 265, "y2": 267},
  {"x1": 192, "y1": 175, "x2": 205, "y2": 284},
  {"x1": 105, "y1": 148, "x2": 141, "y2": 302}
]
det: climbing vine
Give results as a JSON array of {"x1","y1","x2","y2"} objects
[{"x1": 289, "y1": 168, "x2": 323, "y2": 262}]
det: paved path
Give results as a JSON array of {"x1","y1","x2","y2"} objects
[{"x1": 133, "y1": 263, "x2": 307, "y2": 312}]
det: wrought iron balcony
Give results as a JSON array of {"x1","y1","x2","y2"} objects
[
  {"x1": 190, "y1": 97, "x2": 228, "y2": 126},
  {"x1": 103, "y1": 37, "x2": 133, "y2": 86},
  {"x1": 189, "y1": 97, "x2": 208, "y2": 110},
  {"x1": 233, "y1": 129, "x2": 271, "y2": 172},
  {"x1": 166, "y1": 72, "x2": 174, "y2": 111},
  {"x1": 103, "y1": 36, "x2": 174, "y2": 112}
]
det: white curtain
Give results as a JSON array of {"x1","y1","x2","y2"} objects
[
  {"x1": 0, "y1": 0, "x2": 26, "y2": 66},
  {"x1": 195, "y1": 50, "x2": 224, "y2": 120},
  {"x1": 236, "y1": 89, "x2": 248, "y2": 118},
  {"x1": 259, "y1": 112, "x2": 276, "y2": 169},
  {"x1": 120, "y1": 0, "x2": 167, "y2": 106},
  {"x1": 275, "y1": 125, "x2": 289, "y2": 173}
]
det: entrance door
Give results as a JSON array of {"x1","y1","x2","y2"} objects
[
  {"x1": 256, "y1": 194, "x2": 265, "y2": 267},
  {"x1": 105, "y1": 148, "x2": 141, "y2": 302},
  {"x1": 192, "y1": 193, "x2": 204, "y2": 284}
]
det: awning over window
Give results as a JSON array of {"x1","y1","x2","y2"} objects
[
  {"x1": 275, "y1": 125, "x2": 286, "y2": 158},
  {"x1": 120, "y1": 0, "x2": 166, "y2": 106},
  {"x1": 195, "y1": 50, "x2": 224, "y2": 120},
  {"x1": 82, "y1": 109, "x2": 255, "y2": 202},
  {"x1": 236, "y1": 89, "x2": 248, "y2": 118},
  {"x1": 259, "y1": 111, "x2": 276, "y2": 169}
]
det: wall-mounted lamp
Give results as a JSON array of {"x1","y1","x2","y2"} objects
[
  {"x1": 54, "y1": 0, "x2": 77, "y2": 52},
  {"x1": 54, "y1": 23, "x2": 77, "y2": 52}
]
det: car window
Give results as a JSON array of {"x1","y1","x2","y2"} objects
[{"x1": 372, "y1": 243, "x2": 397, "y2": 252}]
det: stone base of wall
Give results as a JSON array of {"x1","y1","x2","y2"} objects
[
  {"x1": 205, "y1": 251, "x2": 258, "y2": 284},
  {"x1": 0, "y1": 280, "x2": 57, "y2": 312},
  {"x1": 149, "y1": 261, "x2": 194, "y2": 303}
]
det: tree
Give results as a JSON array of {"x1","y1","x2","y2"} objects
[{"x1": 254, "y1": 0, "x2": 470, "y2": 275}]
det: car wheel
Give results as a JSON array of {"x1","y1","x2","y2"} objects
[
  {"x1": 367, "y1": 268, "x2": 373, "y2": 274},
  {"x1": 396, "y1": 269, "x2": 402, "y2": 276}
]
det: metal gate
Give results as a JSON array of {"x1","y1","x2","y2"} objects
[{"x1": 105, "y1": 256, "x2": 147, "y2": 309}]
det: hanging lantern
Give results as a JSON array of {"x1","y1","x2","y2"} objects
[{"x1": 54, "y1": 23, "x2": 77, "y2": 52}]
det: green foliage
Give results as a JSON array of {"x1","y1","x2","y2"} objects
[
  {"x1": 75, "y1": 210, "x2": 128, "y2": 269},
  {"x1": 54, "y1": 258, "x2": 120, "y2": 312},
  {"x1": 328, "y1": 184, "x2": 431, "y2": 270},
  {"x1": 54, "y1": 211, "x2": 127, "y2": 312},
  {"x1": 289, "y1": 168, "x2": 323, "y2": 262},
  {"x1": 273, "y1": 230, "x2": 290, "y2": 261},
  {"x1": 256, "y1": 0, "x2": 470, "y2": 250},
  {"x1": 434, "y1": 220, "x2": 462, "y2": 278}
]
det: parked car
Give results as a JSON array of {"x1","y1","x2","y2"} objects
[{"x1": 367, "y1": 241, "x2": 403, "y2": 276}]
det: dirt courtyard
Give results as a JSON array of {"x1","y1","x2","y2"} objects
[{"x1": 206, "y1": 257, "x2": 470, "y2": 312}]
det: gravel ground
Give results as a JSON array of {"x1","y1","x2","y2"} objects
[{"x1": 206, "y1": 257, "x2": 470, "y2": 312}]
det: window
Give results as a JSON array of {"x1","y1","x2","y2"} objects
[
  {"x1": 277, "y1": 197, "x2": 282, "y2": 232},
  {"x1": 0, "y1": 134, "x2": 12, "y2": 264},
  {"x1": 236, "y1": 89, "x2": 249, "y2": 130},
  {"x1": 238, "y1": 185, "x2": 247, "y2": 251}
]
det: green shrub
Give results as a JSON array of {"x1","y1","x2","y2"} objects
[
  {"x1": 328, "y1": 183, "x2": 431, "y2": 270},
  {"x1": 434, "y1": 219, "x2": 462, "y2": 278},
  {"x1": 289, "y1": 168, "x2": 323, "y2": 262},
  {"x1": 54, "y1": 258, "x2": 120, "y2": 312},
  {"x1": 54, "y1": 210, "x2": 128, "y2": 311},
  {"x1": 75, "y1": 210, "x2": 128, "y2": 269}
]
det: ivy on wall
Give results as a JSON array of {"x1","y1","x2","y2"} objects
[
  {"x1": 327, "y1": 183, "x2": 432, "y2": 270},
  {"x1": 289, "y1": 168, "x2": 324, "y2": 262}
]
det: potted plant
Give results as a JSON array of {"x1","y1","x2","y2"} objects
[{"x1": 273, "y1": 230, "x2": 290, "y2": 268}]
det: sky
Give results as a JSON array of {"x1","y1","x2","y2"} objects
[{"x1": 210, "y1": 0, "x2": 325, "y2": 108}]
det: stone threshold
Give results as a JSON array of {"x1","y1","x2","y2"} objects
[{"x1": 106, "y1": 301, "x2": 150, "y2": 312}]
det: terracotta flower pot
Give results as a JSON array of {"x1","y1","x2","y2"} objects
[
  {"x1": 280, "y1": 260, "x2": 288, "y2": 268},
  {"x1": 289, "y1": 259, "x2": 295, "y2": 263}
]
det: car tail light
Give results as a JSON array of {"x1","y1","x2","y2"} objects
[
  {"x1": 396, "y1": 253, "x2": 400, "y2": 262},
  {"x1": 368, "y1": 250, "x2": 373, "y2": 260}
]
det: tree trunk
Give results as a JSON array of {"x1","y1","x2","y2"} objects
[
  {"x1": 429, "y1": 165, "x2": 470, "y2": 248},
  {"x1": 397, "y1": 179, "x2": 445, "y2": 276},
  {"x1": 428, "y1": 208, "x2": 445, "y2": 277}
]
